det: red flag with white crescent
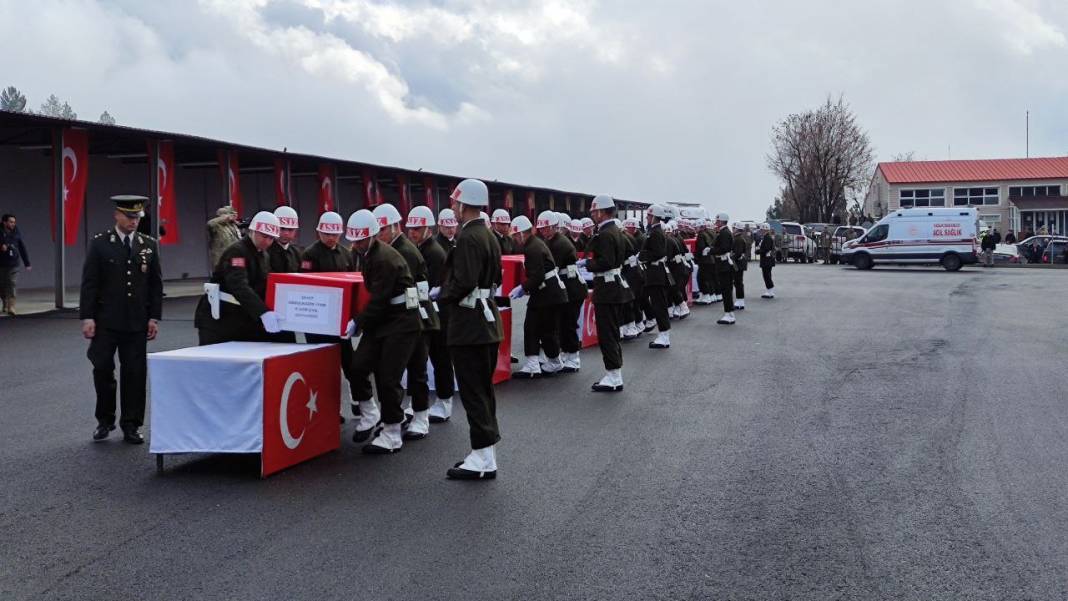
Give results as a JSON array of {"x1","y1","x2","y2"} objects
[
  {"x1": 504, "y1": 189, "x2": 514, "y2": 210},
  {"x1": 317, "y1": 164, "x2": 335, "y2": 213},
  {"x1": 274, "y1": 159, "x2": 289, "y2": 207},
  {"x1": 50, "y1": 128, "x2": 89, "y2": 245},
  {"x1": 156, "y1": 140, "x2": 179, "y2": 245},
  {"x1": 397, "y1": 174, "x2": 410, "y2": 215},
  {"x1": 423, "y1": 176, "x2": 435, "y2": 210},
  {"x1": 362, "y1": 168, "x2": 377, "y2": 207},
  {"x1": 217, "y1": 150, "x2": 243, "y2": 217},
  {"x1": 526, "y1": 190, "x2": 536, "y2": 220}
]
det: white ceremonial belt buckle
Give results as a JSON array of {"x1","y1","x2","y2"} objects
[{"x1": 417, "y1": 281, "x2": 430, "y2": 302}]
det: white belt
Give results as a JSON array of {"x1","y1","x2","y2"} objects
[
  {"x1": 559, "y1": 264, "x2": 580, "y2": 279},
  {"x1": 389, "y1": 293, "x2": 407, "y2": 305},
  {"x1": 717, "y1": 253, "x2": 731, "y2": 260},
  {"x1": 592, "y1": 266, "x2": 629, "y2": 289},
  {"x1": 672, "y1": 255, "x2": 687, "y2": 264},
  {"x1": 626, "y1": 255, "x2": 639, "y2": 268},
  {"x1": 461, "y1": 287, "x2": 496, "y2": 322},
  {"x1": 416, "y1": 281, "x2": 430, "y2": 302},
  {"x1": 538, "y1": 268, "x2": 566, "y2": 290},
  {"x1": 651, "y1": 257, "x2": 668, "y2": 265}
]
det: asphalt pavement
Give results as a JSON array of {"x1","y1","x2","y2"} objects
[{"x1": 3, "y1": 263, "x2": 1068, "y2": 601}]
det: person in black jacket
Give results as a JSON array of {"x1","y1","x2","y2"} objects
[
  {"x1": 980, "y1": 230, "x2": 996, "y2": 267},
  {"x1": 509, "y1": 213, "x2": 568, "y2": 378},
  {"x1": 582, "y1": 195, "x2": 633, "y2": 391},
  {"x1": 731, "y1": 223, "x2": 749, "y2": 310},
  {"x1": 639, "y1": 205, "x2": 675, "y2": 349},
  {"x1": 711, "y1": 213, "x2": 736, "y2": 324},
  {"x1": 79, "y1": 196, "x2": 163, "y2": 444},
  {"x1": 1, "y1": 213, "x2": 30, "y2": 315},
  {"x1": 757, "y1": 224, "x2": 776, "y2": 298},
  {"x1": 546, "y1": 212, "x2": 588, "y2": 373}
]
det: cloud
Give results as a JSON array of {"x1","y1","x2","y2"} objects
[{"x1": 975, "y1": 0, "x2": 1066, "y2": 55}]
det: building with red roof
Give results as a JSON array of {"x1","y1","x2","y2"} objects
[{"x1": 864, "y1": 157, "x2": 1068, "y2": 237}]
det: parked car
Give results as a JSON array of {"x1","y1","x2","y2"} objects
[
  {"x1": 992, "y1": 243, "x2": 1021, "y2": 264},
  {"x1": 1016, "y1": 235, "x2": 1068, "y2": 263},
  {"x1": 829, "y1": 225, "x2": 865, "y2": 264},
  {"x1": 781, "y1": 221, "x2": 816, "y2": 263},
  {"x1": 1041, "y1": 239, "x2": 1068, "y2": 264}
]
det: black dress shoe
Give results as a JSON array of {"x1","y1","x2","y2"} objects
[
  {"x1": 447, "y1": 462, "x2": 496, "y2": 480},
  {"x1": 648, "y1": 341, "x2": 670, "y2": 349},
  {"x1": 352, "y1": 424, "x2": 380, "y2": 443},
  {"x1": 402, "y1": 430, "x2": 427, "y2": 441},
  {"x1": 362, "y1": 442, "x2": 400, "y2": 455},
  {"x1": 93, "y1": 424, "x2": 115, "y2": 442},
  {"x1": 428, "y1": 415, "x2": 449, "y2": 424},
  {"x1": 122, "y1": 429, "x2": 145, "y2": 444},
  {"x1": 591, "y1": 382, "x2": 624, "y2": 392}
]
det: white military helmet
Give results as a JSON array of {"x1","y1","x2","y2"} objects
[
  {"x1": 438, "y1": 208, "x2": 458, "y2": 227},
  {"x1": 316, "y1": 211, "x2": 344, "y2": 235},
  {"x1": 345, "y1": 210, "x2": 380, "y2": 241},
  {"x1": 581, "y1": 217, "x2": 594, "y2": 229},
  {"x1": 274, "y1": 206, "x2": 299, "y2": 229},
  {"x1": 372, "y1": 203, "x2": 402, "y2": 227},
  {"x1": 479, "y1": 211, "x2": 490, "y2": 222},
  {"x1": 450, "y1": 179, "x2": 489, "y2": 207},
  {"x1": 569, "y1": 219, "x2": 584, "y2": 233},
  {"x1": 406, "y1": 205, "x2": 435, "y2": 228},
  {"x1": 716, "y1": 212, "x2": 730, "y2": 223},
  {"x1": 491, "y1": 209, "x2": 512, "y2": 224},
  {"x1": 623, "y1": 218, "x2": 638, "y2": 228},
  {"x1": 249, "y1": 211, "x2": 281, "y2": 238},
  {"x1": 590, "y1": 194, "x2": 615, "y2": 211},
  {"x1": 556, "y1": 213, "x2": 571, "y2": 228},
  {"x1": 650, "y1": 204, "x2": 672, "y2": 219},
  {"x1": 511, "y1": 215, "x2": 533, "y2": 234},
  {"x1": 536, "y1": 210, "x2": 558, "y2": 229}
]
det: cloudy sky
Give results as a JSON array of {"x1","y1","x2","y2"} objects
[{"x1": 3, "y1": 0, "x2": 1067, "y2": 219}]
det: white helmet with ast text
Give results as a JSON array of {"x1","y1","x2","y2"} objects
[
  {"x1": 450, "y1": 179, "x2": 489, "y2": 207},
  {"x1": 437, "y1": 208, "x2": 458, "y2": 227},
  {"x1": 511, "y1": 215, "x2": 533, "y2": 234},
  {"x1": 316, "y1": 211, "x2": 344, "y2": 235},
  {"x1": 274, "y1": 206, "x2": 299, "y2": 229},
  {"x1": 569, "y1": 219, "x2": 584, "y2": 233},
  {"x1": 556, "y1": 213, "x2": 571, "y2": 227},
  {"x1": 536, "y1": 210, "x2": 558, "y2": 229},
  {"x1": 479, "y1": 211, "x2": 490, "y2": 222},
  {"x1": 590, "y1": 194, "x2": 615, "y2": 211},
  {"x1": 345, "y1": 210, "x2": 380, "y2": 241},
  {"x1": 372, "y1": 203, "x2": 403, "y2": 227},
  {"x1": 249, "y1": 211, "x2": 281, "y2": 238},
  {"x1": 406, "y1": 205, "x2": 435, "y2": 228},
  {"x1": 491, "y1": 209, "x2": 512, "y2": 224}
]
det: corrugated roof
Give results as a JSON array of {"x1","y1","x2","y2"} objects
[{"x1": 879, "y1": 157, "x2": 1068, "y2": 184}]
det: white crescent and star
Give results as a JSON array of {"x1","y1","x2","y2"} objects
[
  {"x1": 158, "y1": 157, "x2": 168, "y2": 204},
  {"x1": 62, "y1": 145, "x2": 77, "y2": 201},
  {"x1": 279, "y1": 371, "x2": 318, "y2": 450},
  {"x1": 228, "y1": 166, "x2": 237, "y2": 200}
]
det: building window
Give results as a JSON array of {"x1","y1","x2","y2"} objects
[
  {"x1": 953, "y1": 187, "x2": 999, "y2": 206},
  {"x1": 899, "y1": 188, "x2": 945, "y2": 208},
  {"x1": 1009, "y1": 185, "x2": 1062, "y2": 197}
]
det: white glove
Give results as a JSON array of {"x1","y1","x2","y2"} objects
[
  {"x1": 260, "y1": 311, "x2": 282, "y2": 334},
  {"x1": 576, "y1": 259, "x2": 588, "y2": 268},
  {"x1": 429, "y1": 286, "x2": 441, "y2": 300},
  {"x1": 342, "y1": 319, "x2": 357, "y2": 339},
  {"x1": 509, "y1": 285, "x2": 526, "y2": 299}
]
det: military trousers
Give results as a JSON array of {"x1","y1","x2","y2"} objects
[
  {"x1": 645, "y1": 285, "x2": 672, "y2": 332},
  {"x1": 715, "y1": 265, "x2": 735, "y2": 312},
  {"x1": 696, "y1": 264, "x2": 715, "y2": 295},
  {"x1": 450, "y1": 343, "x2": 501, "y2": 450},
  {"x1": 350, "y1": 332, "x2": 418, "y2": 426},
  {"x1": 87, "y1": 328, "x2": 147, "y2": 430},
  {"x1": 762, "y1": 265, "x2": 774, "y2": 290},
  {"x1": 306, "y1": 334, "x2": 362, "y2": 406},
  {"x1": 524, "y1": 304, "x2": 562, "y2": 358},
  {"x1": 427, "y1": 312, "x2": 455, "y2": 400},
  {"x1": 557, "y1": 298, "x2": 584, "y2": 354},
  {"x1": 733, "y1": 267, "x2": 746, "y2": 300},
  {"x1": 405, "y1": 333, "x2": 432, "y2": 412},
  {"x1": 594, "y1": 302, "x2": 624, "y2": 370}
]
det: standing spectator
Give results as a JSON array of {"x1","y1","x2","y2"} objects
[
  {"x1": 980, "y1": 230, "x2": 996, "y2": 267},
  {"x1": 0, "y1": 213, "x2": 31, "y2": 315},
  {"x1": 1004, "y1": 230, "x2": 1017, "y2": 244},
  {"x1": 206, "y1": 206, "x2": 240, "y2": 270},
  {"x1": 992, "y1": 228, "x2": 1002, "y2": 245}
]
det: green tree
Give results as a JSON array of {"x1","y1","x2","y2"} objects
[
  {"x1": 39, "y1": 94, "x2": 77, "y2": 119},
  {"x1": 98, "y1": 111, "x2": 116, "y2": 125},
  {"x1": 0, "y1": 86, "x2": 28, "y2": 112}
]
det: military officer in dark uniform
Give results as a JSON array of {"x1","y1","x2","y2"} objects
[
  {"x1": 583, "y1": 195, "x2": 633, "y2": 391},
  {"x1": 666, "y1": 221, "x2": 692, "y2": 320},
  {"x1": 406, "y1": 206, "x2": 455, "y2": 423},
  {"x1": 80, "y1": 196, "x2": 163, "y2": 443},
  {"x1": 694, "y1": 218, "x2": 716, "y2": 305},
  {"x1": 712, "y1": 213, "x2": 736, "y2": 324},
  {"x1": 620, "y1": 218, "x2": 646, "y2": 339},
  {"x1": 568, "y1": 219, "x2": 586, "y2": 252},
  {"x1": 439, "y1": 179, "x2": 503, "y2": 480},
  {"x1": 435, "y1": 208, "x2": 458, "y2": 252},
  {"x1": 757, "y1": 223, "x2": 777, "y2": 299},
  {"x1": 731, "y1": 222, "x2": 749, "y2": 310},
  {"x1": 345, "y1": 210, "x2": 422, "y2": 454},
  {"x1": 509, "y1": 213, "x2": 568, "y2": 378},
  {"x1": 373, "y1": 203, "x2": 440, "y2": 440},
  {"x1": 194, "y1": 211, "x2": 285, "y2": 344},
  {"x1": 268, "y1": 206, "x2": 302, "y2": 274},
  {"x1": 545, "y1": 211, "x2": 587, "y2": 373},
  {"x1": 491, "y1": 209, "x2": 517, "y2": 255},
  {"x1": 639, "y1": 205, "x2": 675, "y2": 349}
]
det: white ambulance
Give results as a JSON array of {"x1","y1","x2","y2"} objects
[{"x1": 840, "y1": 207, "x2": 979, "y2": 271}]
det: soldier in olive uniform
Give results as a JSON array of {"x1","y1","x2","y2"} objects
[
  {"x1": 406, "y1": 206, "x2": 455, "y2": 423},
  {"x1": 344, "y1": 210, "x2": 423, "y2": 455},
  {"x1": 268, "y1": 206, "x2": 302, "y2": 274},
  {"x1": 206, "y1": 206, "x2": 240, "y2": 271},
  {"x1": 491, "y1": 209, "x2": 517, "y2": 255},
  {"x1": 711, "y1": 213, "x2": 736, "y2": 324},
  {"x1": 568, "y1": 219, "x2": 586, "y2": 252},
  {"x1": 666, "y1": 223, "x2": 692, "y2": 320},
  {"x1": 694, "y1": 219, "x2": 716, "y2": 305},
  {"x1": 80, "y1": 196, "x2": 163, "y2": 444},
  {"x1": 757, "y1": 224, "x2": 777, "y2": 298},
  {"x1": 436, "y1": 208, "x2": 458, "y2": 253},
  {"x1": 194, "y1": 212, "x2": 285, "y2": 345},
  {"x1": 640, "y1": 205, "x2": 675, "y2": 349},
  {"x1": 623, "y1": 218, "x2": 652, "y2": 334},
  {"x1": 510, "y1": 213, "x2": 568, "y2": 378},
  {"x1": 372, "y1": 203, "x2": 440, "y2": 440},
  {"x1": 439, "y1": 179, "x2": 503, "y2": 480},
  {"x1": 583, "y1": 195, "x2": 633, "y2": 391},
  {"x1": 731, "y1": 223, "x2": 749, "y2": 310},
  {"x1": 545, "y1": 212, "x2": 587, "y2": 373}
]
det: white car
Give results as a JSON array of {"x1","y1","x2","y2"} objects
[{"x1": 781, "y1": 221, "x2": 816, "y2": 263}]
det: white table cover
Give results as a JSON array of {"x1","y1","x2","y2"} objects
[{"x1": 149, "y1": 342, "x2": 332, "y2": 454}]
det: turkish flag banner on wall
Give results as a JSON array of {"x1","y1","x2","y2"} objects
[
  {"x1": 156, "y1": 140, "x2": 179, "y2": 245},
  {"x1": 504, "y1": 189, "x2": 514, "y2": 210},
  {"x1": 218, "y1": 150, "x2": 243, "y2": 217},
  {"x1": 362, "y1": 168, "x2": 378, "y2": 208},
  {"x1": 51, "y1": 128, "x2": 89, "y2": 245},
  {"x1": 526, "y1": 191, "x2": 536, "y2": 219},
  {"x1": 578, "y1": 291, "x2": 599, "y2": 349},
  {"x1": 274, "y1": 159, "x2": 290, "y2": 207},
  {"x1": 423, "y1": 176, "x2": 435, "y2": 211},
  {"x1": 261, "y1": 345, "x2": 341, "y2": 477},
  {"x1": 317, "y1": 164, "x2": 335, "y2": 213},
  {"x1": 397, "y1": 174, "x2": 410, "y2": 215}
]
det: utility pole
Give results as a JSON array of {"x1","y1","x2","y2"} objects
[{"x1": 1026, "y1": 110, "x2": 1030, "y2": 158}]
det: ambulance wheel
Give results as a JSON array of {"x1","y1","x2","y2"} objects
[
  {"x1": 853, "y1": 254, "x2": 873, "y2": 270},
  {"x1": 941, "y1": 253, "x2": 962, "y2": 272}
]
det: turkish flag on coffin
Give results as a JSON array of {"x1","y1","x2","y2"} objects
[{"x1": 261, "y1": 345, "x2": 341, "y2": 477}]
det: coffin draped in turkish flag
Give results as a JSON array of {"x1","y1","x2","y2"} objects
[{"x1": 261, "y1": 345, "x2": 341, "y2": 476}]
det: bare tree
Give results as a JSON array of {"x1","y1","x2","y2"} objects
[
  {"x1": 766, "y1": 96, "x2": 874, "y2": 224},
  {"x1": 1, "y1": 86, "x2": 28, "y2": 112}
]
